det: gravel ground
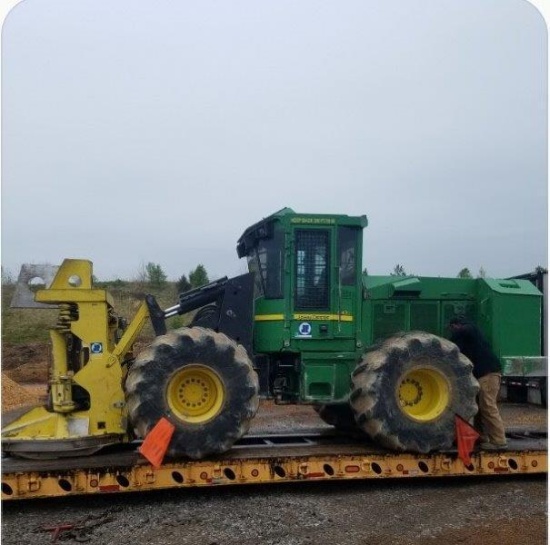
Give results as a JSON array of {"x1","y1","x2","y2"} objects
[{"x1": 2, "y1": 401, "x2": 547, "y2": 545}]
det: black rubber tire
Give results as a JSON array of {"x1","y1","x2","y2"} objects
[
  {"x1": 125, "y1": 327, "x2": 259, "y2": 459},
  {"x1": 350, "y1": 331, "x2": 479, "y2": 453},
  {"x1": 313, "y1": 403, "x2": 357, "y2": 431}
]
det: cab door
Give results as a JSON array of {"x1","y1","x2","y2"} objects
[
  {"x1": 334, "y1": 226, "x2": 361, "y2": 340},
  {"x1": 291, "y1": 226, "x2": 360, "y2": 343},
  {"x1": 294, "y1": 228, "x2": 331, "y2": 313}
]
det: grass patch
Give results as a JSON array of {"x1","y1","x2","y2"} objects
[{"x1": 2, "y1": 281, "x2": 196, "y2": 346}]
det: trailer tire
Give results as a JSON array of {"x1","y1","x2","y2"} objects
[
  {"x1": 125, "y1": 327, "x2": 259, "y2": 459},
  {"x1": 313, "y1": 403, "x2": 357, "y2": 430},
  {"x1": 350, "y1": 331, "x2": 479, "y2": 453}
]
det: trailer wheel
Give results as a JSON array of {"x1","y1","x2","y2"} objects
[
  {"x1": 125, "y1": 327, "x2": 259, "y2": 459},
  {"x1": 313, "y1": 403, "x2": 357, "y2": 430},
  {"x1": 350, "y1": 331, "x2": 479, "y2": 453}
]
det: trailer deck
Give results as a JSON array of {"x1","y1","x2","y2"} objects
[{"x1": 2, "y1": 427, "x2": 546, "y2": 501}]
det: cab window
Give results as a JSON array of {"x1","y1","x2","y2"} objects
[
  {"x1": 295, "y1": 229, "x2": 330, "y2": 310},
  {"x1": 246, "y1": 229, "x2": 283, "y2": 298},
  {"x1": 338, "y1": 227, "x2": 358, "y2": 286}
]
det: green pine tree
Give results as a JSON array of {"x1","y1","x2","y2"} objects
[
  {"x1": 189, "y1": 264, "x2": 209, "y2": 288},
  {"x1": 457, "y1": 268, "x2": 472, "y2": 279},
  {"x1": 145, "y1": 262, "x2": 167, "y2": 288}
]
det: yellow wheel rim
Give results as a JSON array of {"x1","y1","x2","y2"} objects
[
  {"x1": 397, "y1": 367, "x2": 450, "y2": 422},
  {"x1": 167, "y1": 365, "x2": 225, "y2": 424}
]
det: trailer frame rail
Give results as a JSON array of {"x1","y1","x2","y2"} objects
[{"x1": 2, "y1": 430, "x2": 546, "y2": 501}]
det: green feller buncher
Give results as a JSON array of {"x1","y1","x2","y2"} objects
[{"x1": 1, "y1": 208, "x2": 544, "y2": 460}]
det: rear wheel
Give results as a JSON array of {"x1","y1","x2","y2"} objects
[
  {"x1": 125, "y1": 327, "x2": 259, "y2": 459},
  {"x1": 350, "y1": 331, "x2": 479, "y2": 453}
]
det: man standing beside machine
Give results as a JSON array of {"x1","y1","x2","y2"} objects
[{"x1": 449, "y1": 316, "x2": 507, "y2": 450}]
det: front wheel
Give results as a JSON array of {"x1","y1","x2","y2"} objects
[
  {"x1": 350, "y1": 331, "x2": 479, "y2": 453},
  {"x1": 125, "y1": 327, "x2": 259, "y2": 459}
]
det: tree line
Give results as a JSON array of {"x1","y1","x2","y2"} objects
[
  {"x1": 138, "y1": 262, "x2": 210, "y2": 292},
  {"x1": 388, "y1": 265, "x2": 487, "y2": 278},
  {"x1": 141, "y1": 263, "x2": 490, "y2": 292},
  {"x1": 388, "y1": 264, "x2": 487, "y2": 278}
]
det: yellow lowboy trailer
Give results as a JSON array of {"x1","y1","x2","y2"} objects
[{"x1": 2, "y1": 428, "x2": 546, "y2": 501}]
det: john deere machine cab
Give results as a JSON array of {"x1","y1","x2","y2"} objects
[
  {"x1": 238, "y1": 208, "x2": 543, "y2": 454},
  {"x1": 237, "y1": 207, "x2": 368, "y2": 403}
]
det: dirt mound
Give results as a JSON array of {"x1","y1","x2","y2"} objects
[
  {"x1": 2, "y1": 342, "x2": 50, "y2": 383},
  {"x1": 2, "y1": 343, "x2": 48, "y2": 370},
  {"x1": 1, "y1": 373, "x2": 41, "y2": 411},
  {"x1": 4, "y1": 361, "x2": 49, "y2": 384}
]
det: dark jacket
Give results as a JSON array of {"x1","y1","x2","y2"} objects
[{"x1": 450, "y1": 323, "x2": 502, "y2": 379}]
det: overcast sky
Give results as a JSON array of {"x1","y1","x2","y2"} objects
[{"x1": 1, "y1": 0, "x2": 547, "y2": 282}]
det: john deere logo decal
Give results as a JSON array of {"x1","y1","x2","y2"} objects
[{"x1": 90, "y1": 342, "x2": 103, "y2": 354}]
